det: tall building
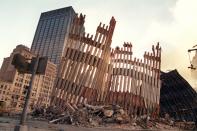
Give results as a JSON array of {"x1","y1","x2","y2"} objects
[
  {"x1": 0, "y1": 45, "x2": 33, "y2": 82},
  {"x1": 0, "y1": 45, "x2": 57, "y2": 111},
  {"x1": 31, "y1": 6, "x2": 77, "y2": 65}
]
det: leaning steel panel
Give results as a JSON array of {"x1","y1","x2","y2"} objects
[
  {"x1": 105, "y1": 43, "x2": 161, "y2": 117},
  {"x1": 50, "y1": 13, "x2": 162, "y2": 118},
  {"x1": 51, "y1": 14, "x2": 116, "y2": 107}
]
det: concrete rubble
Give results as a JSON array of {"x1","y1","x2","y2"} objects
[
  {"x1": 32, "y1": 104, "x2": 130, "y2": 126},
  {"x1": 31, "y1": 103, "x2": 196, "y2": 130}
]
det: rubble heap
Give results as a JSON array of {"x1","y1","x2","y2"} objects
[
  {"x1": 51, "y1": 13, "x2": 162, "y2": 118},
  {"x1": 31, "y1": 103, "x2": 196, "y2": 130},
  {"x1": 32, "y1": 104, "x2": 130, "y2": 127}
]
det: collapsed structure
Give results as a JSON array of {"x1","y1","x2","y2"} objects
[
  {"x1": 50, "y1": 14, "x2": 161, "y2": 117},
  {"x1": 160, "y1": 70, "x2": 197, "y2": 122},
  {"x1": 106, "y1": 43, "x2": 161, "y2": 117}
]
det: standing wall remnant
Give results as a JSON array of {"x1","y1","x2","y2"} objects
[
  {"x1": 105, "y1": 42, "x2": 161, "y2": 117},
  {"x1": 51, "y1": 14, "x2": 116, "y2": 107},
  {"x1": 51, "y1": 14, "x2": 161, "y2": 117}
]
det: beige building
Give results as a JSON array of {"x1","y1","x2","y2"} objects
[
  {"x1": 0, "y1": 45, "x2": 56, "y2": 111},
  {"x1": 0, "y1": 80, "x2": 12, "y2": 106}
]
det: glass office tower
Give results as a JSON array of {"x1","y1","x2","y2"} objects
[{"x1": 31, "y1": 6, "x2": 76, "y2": 65}]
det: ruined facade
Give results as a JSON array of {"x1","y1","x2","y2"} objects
[
  {"x1": 105, "y1": 43, "x2": 161, "y2": 116},
  {"x1": 160, "y1": 70, "x2": 197, "y2": 121},
  {"x1": 51, "y1": 14, "x2": 161, "y2": 117},
  {"x1": 51, "y1": 14, "x2": 116, "y2": 106}
]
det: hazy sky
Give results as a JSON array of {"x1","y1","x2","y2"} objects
[{"x1": 0, "y1": 0, "x2": 197, "y2": 89}]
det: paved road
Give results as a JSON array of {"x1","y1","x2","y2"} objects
[
  {"x1": 0, "y1": 116, "x2": 182, "y2": 131},
  {"x1": 0, "y1": 117, "x2": 142, "y2": 131}
]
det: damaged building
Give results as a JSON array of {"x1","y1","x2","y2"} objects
[
  {"x1": 50, "y1": 13, "x2": 162, "y2": 118},
  {"x1": 160, "y1": 69, "x2": 197, "y2": 122}
]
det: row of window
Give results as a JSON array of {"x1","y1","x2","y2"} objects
[
  {"x1": 0, "y1": 84, "x2": 10, "y2": 90},
  {"x1": 0, "y1": 95, "x2": 9, "y2": 101},
  {"x1": 0, "y1": 90, "x2": 9, "y2": 95},
  {"x1": 33, "y1": 17, "x2": 67, "y2": 44},
  {"x1": 33, "y1": 39, "x2": 65, "y2": 51}
]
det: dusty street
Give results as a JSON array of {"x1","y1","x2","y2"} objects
[
  {"x1": 0, "y1": 116, "x2": 182, "y2": 131},
  {"x1": 0, "y1": 116, "x2": 143, "y2": 131}
]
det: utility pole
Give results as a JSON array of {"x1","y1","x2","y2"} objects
[{"x1": 14, "y1": 56, "x2": 39, "y2": 131}]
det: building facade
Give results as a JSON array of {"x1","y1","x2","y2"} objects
[
  {"x1": 31, "y1": 6, "x2": 77, "y2": 65},
  {"x1": 0, "y1": 45, "x2": 56, "y2": 111},
  {"x1": 0, "y1": 80, "x2": 12, "y2": 106}
]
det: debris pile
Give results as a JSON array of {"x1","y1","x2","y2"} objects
[
  {"x1": 160, "y1": 70, "x2": 197, "y2": 122},
  {"x1": 31, "y1": 103, "x2": 196, "y2": 130},
  {"x1": 31, "y1": 104, "x2": 130, "y2": 127}
]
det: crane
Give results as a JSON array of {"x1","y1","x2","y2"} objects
[{"x1": 188, "y1": 45, "x2": 197, "y2": 70}]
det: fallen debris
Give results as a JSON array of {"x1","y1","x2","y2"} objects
[
  {"x1": 32, "y1": 104, "x2": 129, "y2": 126},
  {"x1": 31, "y1": 103, "x2": 196, "y2": 130},
  {"x1": 160, "y1": 70, "x2": 197, "y2": 122}
]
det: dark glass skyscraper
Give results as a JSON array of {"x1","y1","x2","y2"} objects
[{"x1": 31, "y1": 6, "x2": 76, "y2": 65}]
